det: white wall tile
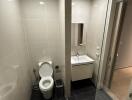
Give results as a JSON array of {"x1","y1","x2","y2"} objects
[
  {"x1": 20, "y1": 0, "x2": 65, "y2": 79},
  {"x1": 0, "y1": 0, "x2": 33, "y2": 100}
]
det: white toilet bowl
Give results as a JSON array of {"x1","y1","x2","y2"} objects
[
  {"x1": 39, "y1": 76, "x2": 54, "y2": 99},
  {"x1": 38, "y1": 61, "x2": 54, "y2": 99}
]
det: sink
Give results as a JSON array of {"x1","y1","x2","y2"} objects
[
  {"x1": 71, "y1": 55, "x2": 95, "y2": 81},
  {"x1": 71, "y1": 55, "x2": 94, "y2": 65}
]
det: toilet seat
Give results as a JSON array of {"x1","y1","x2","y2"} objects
[{"x1": 39, "y1": 76, "x2": 54, "y2": 91}]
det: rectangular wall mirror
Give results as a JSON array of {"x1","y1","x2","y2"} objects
[{"x1": 72, "y1": 23, "x2": 84, "y2": 46}]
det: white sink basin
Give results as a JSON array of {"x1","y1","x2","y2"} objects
[{"x1": 71, "y1": 55, "x2": 94, "y2": 65}]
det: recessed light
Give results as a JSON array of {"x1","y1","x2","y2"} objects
[
  {"x1": 72, "y1": 2, "x2": 75, "y2": 6},
  {"x1": 8, "y1": 0, "x2": 13, "y2": 2},
  {"x1": 40, "y1": 1, "x2": 45, "y2": 5}
]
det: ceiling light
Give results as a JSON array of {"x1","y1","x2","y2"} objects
[
  {"x1": 72, "y1": 2, "x2": 75, "y2": 6},
  {"x1": 8, "y1": 0, "x2": 13, "y2": 1},
  {"x1": 40, "y1": 1, "x2": 45, "y2": 5}
]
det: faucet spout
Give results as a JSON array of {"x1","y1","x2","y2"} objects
[
  {"x1": 76, "y1": 51, "x2": 79, "y2": 57},
  {"x1": 76, "y1": 51, "x2": 79, "y2": 61}
]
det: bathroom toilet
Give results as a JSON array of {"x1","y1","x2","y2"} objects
[{"x1": 39, "y1": 61, "x2": 54, "y2": 99}]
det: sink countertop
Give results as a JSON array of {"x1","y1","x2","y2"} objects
[{"x1": 71, "y1": 55, "x2": 95, "y2": 65}]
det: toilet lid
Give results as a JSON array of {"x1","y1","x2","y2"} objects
[{"x1": 39, "y1": 62, "x2": 53, "y2": 77}]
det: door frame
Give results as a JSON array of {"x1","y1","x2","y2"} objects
[
  {"x1": 104, "y1": 0, "x2": 127, "y2": 88},
  {"x1": 99, "y1": 0, "x2": 127, "y2": 88},
  {"x1": 97, "y1": 0, "x2": 127, "y2": 89}
]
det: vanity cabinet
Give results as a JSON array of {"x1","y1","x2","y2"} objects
[{"x1": 71, "y1": 63, "x2": 94, "y2": 81}]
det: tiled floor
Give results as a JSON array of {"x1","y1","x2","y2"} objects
[
  {"x1": 111, "y1": 67, "x2": 132, "y2": 100},
  {"x1": 70, "y1": 79, "x2": 96, "y2": 100},
  {"x1": 95, "y1": 89, "x2": 112, "y2": 100},
  {"x1": 31, "y1": 79, "x2": 112, "y2": 100},
  {"x1": 69, "y1": 79, "x2": 112, "y2": 100}
]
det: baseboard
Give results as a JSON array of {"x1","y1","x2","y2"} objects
[
  {"x1": 115, "y1": 66, "x2": 132, "y2": 70},
  {"x1": 103, "y1": 86, "x2": 119, "y2": 100}
]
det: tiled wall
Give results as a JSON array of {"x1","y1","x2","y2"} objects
[
  {"x1": 86, "y1": 0, "x2": 110, "y2": 83},
  {"x1": 19, "y1": 0, "x2": 65, "y2": 79},
  {"x1": 86, "y1": 0, "x2": 109, "y2": 59},
  {"x1": 0, "y1": 0, "x2": 33, "y2": 100},
  {"x1": 71, "y1": 0, "x2": 91, "y2": 56}
]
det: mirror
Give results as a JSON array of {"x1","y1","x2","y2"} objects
[{"x1": 72, "y1": 23, "x2": 84, "y2": 46}]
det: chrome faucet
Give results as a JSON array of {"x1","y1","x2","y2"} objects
[
  {"x1": 74, "y1": 46, "x2": 79, "y2": 57},
  {"x1": 76, "y1": 51, "x2": 80, "y2": 61},
  {"x1": 76, "y1": 51, "x2": 79, "y2": 57}
]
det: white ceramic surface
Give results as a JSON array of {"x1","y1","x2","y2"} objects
[{"x1": 71, "y1": 55, "x2": 94, "y2": 65}]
